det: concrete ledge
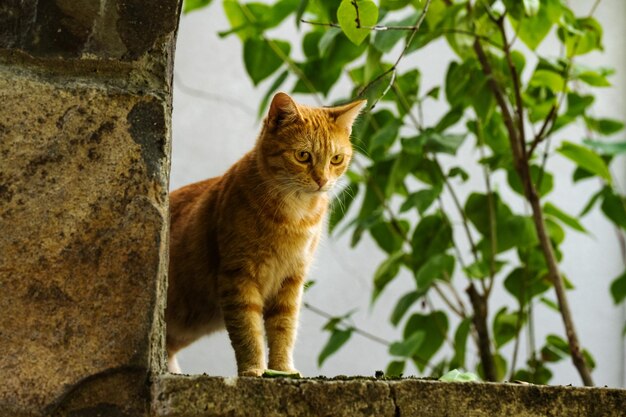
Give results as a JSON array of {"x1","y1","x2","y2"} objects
[{"x1": 152, "y1": 374, "x2": 626, "y2": 417}]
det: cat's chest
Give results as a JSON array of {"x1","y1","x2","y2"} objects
[{"x1": 258, "y1": 224, "x2": 321, "y2": 297}]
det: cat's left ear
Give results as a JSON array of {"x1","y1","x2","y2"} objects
[
  {"x1": 332, "y1": 100, "x2": 367, "y2": 134},
  {"x1": 267, "y1": 92, "x2": 301, "y2": 129}
]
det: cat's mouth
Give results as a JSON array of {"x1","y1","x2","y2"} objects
[{"x1": 303, "y1": 186, "x2": 329, "y2": 194}]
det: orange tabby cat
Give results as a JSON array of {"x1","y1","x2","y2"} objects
[{"x1": 166, "y1": 92, "x2": 365, "y2": 376}]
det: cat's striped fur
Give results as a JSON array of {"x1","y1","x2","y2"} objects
[{"x1": 166, "y1": 93, "x2": 365, "y2": 376}]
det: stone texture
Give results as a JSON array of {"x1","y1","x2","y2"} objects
[
  {"x1": 0, "y1": 0, "x2": 180, "y2": 60},
  {"x1": 0, "y1": 71, "x2": 170, "y2": 416},
  {"x1": 0, "y1": 0, "x2": 181, "y2": 414},
  {"x1": 152, "y1": 375, "x2": 396, "y2": 417},
  {"x1": 153, "y1": 375, "x2": 626, "y2": 417}
]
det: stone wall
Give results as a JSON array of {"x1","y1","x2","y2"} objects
[{"x1": 0, "y1": 1, "x2": 181, "y2": 415}]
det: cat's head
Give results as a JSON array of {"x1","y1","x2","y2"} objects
[{"x1": 258, "y1": 92, "x2": 365, "y2": 195}]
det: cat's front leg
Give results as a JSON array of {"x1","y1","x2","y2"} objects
[
  {"x1": 264, "y1": 275, "x2": 304, "y2": 374},
  {"x1": 219, "y1": 277, "x2": 266, "y2": 377}
]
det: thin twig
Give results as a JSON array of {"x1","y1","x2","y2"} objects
[
  {"x1": 528, "y1": 105, "x2": 557, "y2": 157},
  {"x1": 303, "y1": 302, "x2": 389, "y2": 346},
  {"x1": 351, "y1": 0, "x2": 362, "y2": 28},
  {"x1": 173, "y1": 73, "x2": 256, "y2": 116},
  {"x1": 497, "y1": 17, "x2": 527, "y2": 162},
  {"x1": 300, "y1": 19, "x2": 503, "y2": 47},
  {"x1": 357, "y1": 0, "x2": 432, "y2": 105}
]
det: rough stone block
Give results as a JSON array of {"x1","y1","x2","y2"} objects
[
  {"x1": 0, "y1": 0, "x2": 180, "y2": 60},
  {"x1": 0, "y1": 69, "x2": 170, "y2": 416},
  {"x1": 153, "y1": 375, "x2": 396, "y2": 417},
  {"x1": 153, "y1": 375, "x2": 626, "y2": 417}
]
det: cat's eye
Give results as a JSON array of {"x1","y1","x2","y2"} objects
[
  {"x1": 295, "y1": 151, "x2": 311, "y2": 163},
  {"x1": 330, "y1": 154, "x2": 344, "y2": 165}
]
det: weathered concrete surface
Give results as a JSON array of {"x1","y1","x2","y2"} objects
[
  {"x1": 0, "y1": 0, "x2": 181, "y2": 415},
  {"x1": 152, "y1": 375, "x2": 626, "y2": 417}
]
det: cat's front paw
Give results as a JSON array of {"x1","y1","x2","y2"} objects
[{"x1": 239, "y1": 368, "x2": 265, "y2": 377}]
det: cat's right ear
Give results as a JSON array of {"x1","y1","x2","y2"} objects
[{"x1": 267, "y1": 92, "x2": 301, "y2": 129}]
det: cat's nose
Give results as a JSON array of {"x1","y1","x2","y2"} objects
[{"x1": 315, "y1": 177, "x2": 328, "y2": 189}]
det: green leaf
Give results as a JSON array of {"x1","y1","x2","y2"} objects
[
  {"x1": 386, "y1": 152, "x2": 418, "y2": 197},
  {"x1": 439, "y1": 369, "x2": 480, "y2": 382},
  {"x1": 243, "y1": 38, "x2": 290, "y2": 85},
  {"x1": 295, "y1": 0, "x2": 309, "y2": 27},
  {"x1": 529, "y1": 69, "x2": 564, "y2": 92},
  {"x1": 370, "y1": 221, "x2": 409, "y2": 254},
  {"x1": 372, "y1": 251, "x2": 404, "y2": 303},
  {"x1": 337, "y1": 0, "x2": 379, "y2": 46},
  {"x1": 465, "y1": 192, "x2": 509, "y2": 236},
  {"x1": 610, "y1": 270, "x2": 626, "y2": 304},
  {"x1": 390, "y1": 330, "x2": 426, "y2": 357},
  {"x1": 184, "y1": 0, "x2": 213, "y2": 13},
  {"x1": 543, "y1": 202, "x2": 587, "y2": 234},
  {"x1": 380, "y1": 0, "x2": 411, "y2": 10},
  {"x1": 435, "y1": 106, "x2": 464, "y2": 132},
  {"x1": 318, "y1": 328, "x2": 353, "y2": 366},
  {"x1": 450, "y1": 318, "x2": 471, "y2": 369},
  {"x1": 329, "y1": 182, "x2": 359, "y2": 234},
  {"x1": 539, "y1": 296, "x2": 560, "y2": 312},
  {"x1": 583, "y1": 349, "x2": 596, "y2": 370},
  {"x1": 400, "y1": 187, "x2": 442, "y2": 215},
  {"x1": 557, "y1": 16, "x2": 603, "y2": 56},
  {"x1": 222, "y1": 0, "x2": 296, "y2": 39},
  {"x1": 390, "y1": 290, "x2": 426, "y2": 327},
  {"x1": 557, "y1": 141, "x2": 612, "y2": 184},
  {"x1": 389, "y1": 69, "x2": 421, "y2": 115},
  {"x1": 601, "y1": 189, "x2": 626, "y2": 230},
  {"x1": 541, "y1": 334, "x2": 569, "y2": 363},
  {"x1": 585, "y1": 117, "x2": 625, "y2": 136},
  {"x1": 522, "y1": 0, "x2": 539, "y2": 16},
  {"x1": 507, "y1": 165, "x2": 554, "y2": 197},
  {"x1": 319, "y1": 27, "x2": 342, "y2": 56},
  {"x1": 257, "y1": 70, "x2": 289, "y2": 119},
  {"x1": 566, "y1": 92, "x2": 594, "y2": 116},
  {"x1": 545, "y1": 218, "x2": 565, "y2": 244},
  {"x1": 511, "y1": 0, "x2": 561, "y2": 50},
  {"x1": 410, "y1": 214, "x2": 453, "y2": 269},
  {"x1": 504, "y1": 268, "x2": 551, "y2": 307},
  {"x1": 414, "y1": 253, "x2": 455, "y2": 289},
  {"x1": 386, "y1": 360, "x2": 406, "y2": 377},
  {"x1": 575, "y1": 65, "x2": 613, "y2": 87},
  {"x1": 493, "y1": 307, "x2": 523, "y2": 348},
  {"x1": 422, "y1": 130, "x2": 467, "y2": 155},
  {"x1": 579, "y1": 189, "x2": 602, "y2": 217},
  {"x1": 583, "y1": 138, "x2": 626, "y2": 156},
  {"x1": 403, "y1": 311, "x2": 448, "y2": 371},
  {"x1": 448, "y1": 167, "x2": 469, "y2": 182},
  {"x1": 463, "y1": 259, "x2": 506, "y2": 280},
  {"x1": 373, "y1": 13, "x2": 419, "y2": 53},
  {"x1": 426, "y1": 86, "x2": 440, "y2": 100},
  {"x1": 513, "y1": 361, "x2": 553, "y2": 384},
  {"x1": 222, "y1": 0, "x2": 261, "y2": 40},
  {"x1": 262, "y1": 369, "x2": 302, "y2": 378},
  {"x1": 369, "y1": 119, "x2": 401, "y2": 154}
]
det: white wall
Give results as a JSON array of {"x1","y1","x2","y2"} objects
[{"x1": 171, "y1": 0, "x2": 626, "y2": 386}]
